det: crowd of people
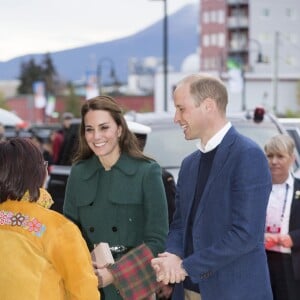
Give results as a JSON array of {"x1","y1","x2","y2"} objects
[
  {"x1": 0, "y1": 74, "x2": 299, "y2": 300},
  {"x1": 0, "y1": 112, "x2": 75, "y2": 169}
]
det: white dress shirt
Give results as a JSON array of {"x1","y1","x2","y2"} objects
[
  {"x1": 196, "y1": 122, "x2": 232, "y2": 153},
  {"x1": 266, "y1": 173, "x2": 294, "y2": 253}
]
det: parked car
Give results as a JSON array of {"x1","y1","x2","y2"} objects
[
  {"x1": 47, "y1": 108, "x2": 298, "y2": 213},
  {"x1": 278, "y1": 118, "x2": 300, "y2": 156},
  {"x1": 3, "y1": 123, "x2": 61, "y2": 142}
]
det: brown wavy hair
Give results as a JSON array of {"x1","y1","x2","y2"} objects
[
  {"x1": 73, "y1": 96, "x2": 150, "y2": 163},
  {"x1": 0, "y1": 138, "x2": 46, "y2": 203}
]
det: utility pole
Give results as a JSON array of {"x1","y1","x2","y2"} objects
[
  {"x1": 149, "y1": 0, "x2": 168, "y2": 112},
  {"x1": 272, "y1": 31, "x2": 279, "y2": 115},
  {"x1": 163, "y1": 0, "x2": 168, "y2": 112}
]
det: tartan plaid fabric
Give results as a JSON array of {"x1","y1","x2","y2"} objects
[{"x1": 108, "y1": 243, "x2": 159, "y2": 300}]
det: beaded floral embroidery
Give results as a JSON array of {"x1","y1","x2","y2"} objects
[{"x1": 0, "y1": 210, "x2": 46, "y2": 237}]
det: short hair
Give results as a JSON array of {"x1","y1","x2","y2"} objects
[
  {"x1": 264, "y1": 134, "x2": 295, "y2": 156},
  {"x1": 62, "y1": 112, "x2": 74, "y2": 120},
  {"x1": 0, "y1": 138, "x2": 46, "y2": 203},
  {"x1": 175, "y1": 74, "x2": 228, "y2": 113}
]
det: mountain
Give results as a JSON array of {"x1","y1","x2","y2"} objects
[{"x1": 0, "y1": 4, "x2": 198, "y2": 83}]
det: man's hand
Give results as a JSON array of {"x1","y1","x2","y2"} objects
[{"x1": 151, "y1": 252, "x2": 187, "y2": 285}]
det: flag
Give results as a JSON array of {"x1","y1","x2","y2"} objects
[
  {"x1": 226, "y1": 58, "x2": 243, "y2": 93},
  {"x1": 33, "y1": 81, "x2": 47, "y2": 108},
  {"x1": 45, "y1": 95, "x2": 56, "y2": 116},
  {"x1": 228, "y1": 69, "x2": 243, "y2": 93},
  {"x1": 226, "y1": 58, "x2": 241, "y2": 70},
  {"x1": 85, "y1": 71, "x2": 99, "y2": 100}
]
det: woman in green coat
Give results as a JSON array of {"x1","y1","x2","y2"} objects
[{"x1": 63, "y1": 96, "x2": 168, "y2": 300}]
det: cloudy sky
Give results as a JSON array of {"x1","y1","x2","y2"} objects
[{"x1": 0, "y1": 0, "x2": 197, "y2": 62}]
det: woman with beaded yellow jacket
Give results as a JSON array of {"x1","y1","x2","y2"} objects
[{"x1": 0, "y1": 137, "x2": 100, "y2": 300}]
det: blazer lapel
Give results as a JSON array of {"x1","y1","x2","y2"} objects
[
  {"x1": 290, "y1": 178, "x2": 300, "y2": 228},
  {"x1": 186, "y1": 151, "x2": 201, "y2": 213},
  {"x1": 195, "y1": 127, "x2": 237, "y2": 219}
]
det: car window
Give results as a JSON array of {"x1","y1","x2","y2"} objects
[
  {"x1": 231, "y1": 123, "x2": 282, "y2": 149},
  {"x1": 144, "y1": 126, "x2": 196, "y2": 168},
  {"x1": 141, "y1": 113, "x2": 299, "y2": 177},
  {"x1": 285, "y1": 128, "x2": 300, "y2": 158}
]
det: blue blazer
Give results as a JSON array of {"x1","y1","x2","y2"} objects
[{"x1": 167, "y1": 127, "x2": 273, "y2": 300}]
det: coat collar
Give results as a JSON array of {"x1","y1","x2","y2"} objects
[{"x1": 79, "y1": 153, "x2": 142, "y2": 180}]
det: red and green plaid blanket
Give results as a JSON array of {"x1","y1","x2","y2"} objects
[{"x1": 109, "y1": 243, "x2": 160, "y2": 299}]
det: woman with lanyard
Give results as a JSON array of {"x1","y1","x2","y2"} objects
[{"x1": 264, "y1": 134, "x2": 300, "y2": 300}]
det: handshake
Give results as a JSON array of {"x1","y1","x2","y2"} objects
[{"x1": 151, "y1": 252, "x2": 188, "y2": 285}]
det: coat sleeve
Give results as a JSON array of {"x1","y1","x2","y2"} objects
[
  {"x1": 141, "y1": 162, "x2": 169, "y2": 256},
  {"x1": 63, "y1": 166, "x2": 80, "y2": 227},
  {"x1": 46, "y1": 221, "x2": 100, "y2": 300}
]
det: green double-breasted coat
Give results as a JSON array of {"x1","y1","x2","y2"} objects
[{"x1": 63, "y1": 153, "x2": 168, "y2": 299}]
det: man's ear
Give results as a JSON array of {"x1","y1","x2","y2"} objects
[{"x1": 204, "y1": 98, "x2": 215, "y2": 112}]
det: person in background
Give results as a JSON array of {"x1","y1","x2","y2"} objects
[
  {"x1": 31, "y1": 134, "x2": 54, "y2": 168},
  {"x1": 63, "y1": 96, "x2": 168, "y2": 300},
  {"x1": 130, "y1": 121, "x2": 176, "y2": 225},
  {"x1": 51, "y1": 128, "x2": 64, "y2": 164},
  {"x1": 54, "y1": 112, "x2": 74, "y2": 165},
  {"x1": 0, "y1": 137, "x2": 99, "y2": 300},
  {"x1": 151, "y1": 74, "x2": 273, "y2": 300},
  {"x1": 0, "y1": 122, "x2": 6, "y2": 141},
  {"x1": 264, "y1": 134, "x2": 300, "y2": 300}
]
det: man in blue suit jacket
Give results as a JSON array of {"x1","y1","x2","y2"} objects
[{"x1": 151, "y1": 74, "x2": 273, "y2": 300}]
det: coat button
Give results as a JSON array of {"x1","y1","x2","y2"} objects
[
  {"x1": 112, "y1": 226, "x2": 118, "y2": 232},
  {"x1": 89, "y1": 227, "x2": 95, "y2": 232}
]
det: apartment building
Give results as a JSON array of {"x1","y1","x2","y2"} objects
[{"x1": 199, "y1": 0, "x2": 300, "y2": 114}]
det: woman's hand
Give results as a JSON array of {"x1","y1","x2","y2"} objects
[
  {"x1": 93, "y1": 263, "x2": 114, "y2": 288},
  {"x1": 264, "y1": 233, "x2": 279, "y2": 249},
  {"x1": 278, "y1": 234, "x2": 293, "y2": 248}
]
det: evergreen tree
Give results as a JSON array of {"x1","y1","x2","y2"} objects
[
  {"x1": 17, "y1": 53, "x2": 59, "y2": 96},
  {"x1": 42, "y1": 52, "x2": 58, "y2": 95},
  {"x1": 18, "y1": 58, "x2": 43, "y2": 94}
]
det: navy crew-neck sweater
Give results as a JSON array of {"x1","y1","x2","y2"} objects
[{"x1": 183, "y1": 146, "x2": 218, "y2": 293}]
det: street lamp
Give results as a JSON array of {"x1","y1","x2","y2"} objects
[
  {"x1": 149, "y1": 0, "x2": 168, "y2": 112},
  {"x1": 97, "y1": 57, "x2": 117, "y2": 95},
  {"x1": 248, "y1": 38, "x2": 264, "y2": 64},
  {"x1": 272, "y1": 31, "x2": 279, "y2": 115}
]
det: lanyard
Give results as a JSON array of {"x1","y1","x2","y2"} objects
[{"x1": 280, "y1": 183, "x2": 289, "y2": 222}]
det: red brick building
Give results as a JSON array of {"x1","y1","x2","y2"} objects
[{"x1": 6, "y1": 95, "x2": 154, "y2": 126}]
